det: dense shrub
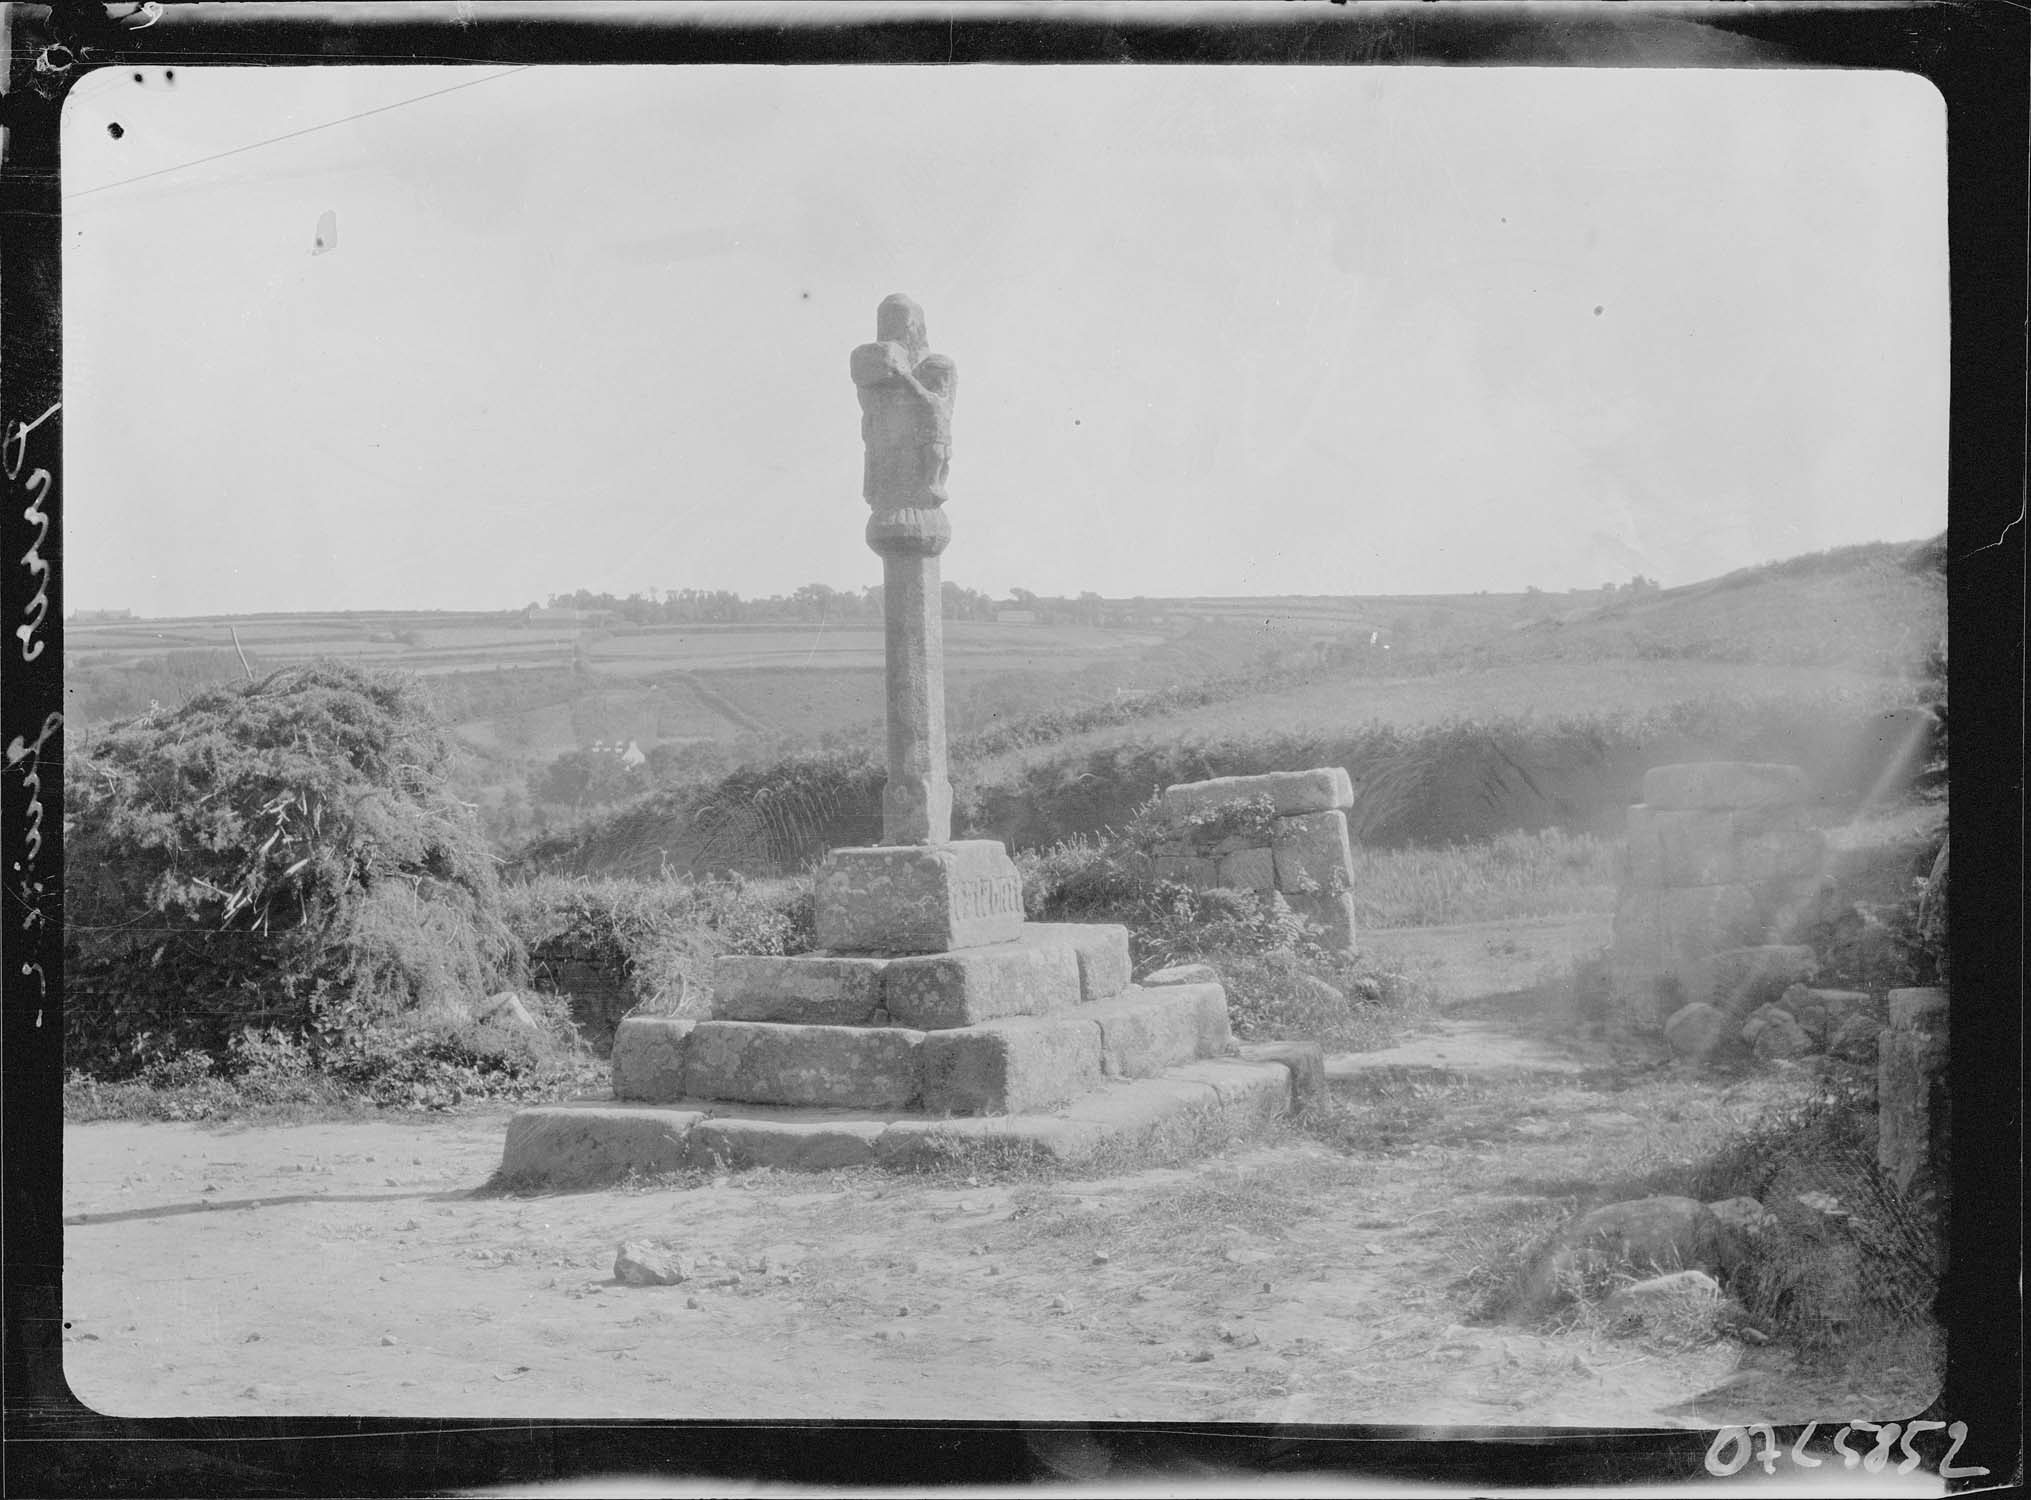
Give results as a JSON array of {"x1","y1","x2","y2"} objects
[
  {"x1": 1016, "y1": 819, "x2": 1428, "y2": 1049},
  {"x1": 65, "y1": 659, "x2": 523, "y2": 1079}
]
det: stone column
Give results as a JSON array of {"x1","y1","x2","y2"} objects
[
  {"x1": 868, "y1": 506, "x2": 952, "y2": 844},
  {"x1": 815, "y1": 295, "x2": 1024, "y2": 954},
  {"x1": 852, "y1": 293, "x2": 958, "y2": 846}
]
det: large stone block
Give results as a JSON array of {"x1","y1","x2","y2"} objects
[
  {"x1": 1888, "y1": 986, "x2": 1948, "y2": 1030},
  {"x1": 1022, "y1": 922, "x2": 1132, "y2": 1001},
  {"x1": 498, "y1": 1105, "x2": 704, "y2": 1187},
  {"x1": 710, "y1": 953, "x2": 888, "y2": 1024},
  {"x1": 611, "y1": 1017, "x2": 698, "y2": 1103},
  {"x1": 686, "y1": 1117, "x2": 888, "y2": 1172},
  {"x1": 1685, "y1": 945, "x2": 1819, "y2": 1017},
  {"x1": 680, "y1": 1021, "x2": 926, "y2": 1109},
  {"x1": 1879, "y1": 1001, "x2": 1949, "y2": 1199},
  {"x1": 1283, "y1": 889, "x2": 1357, "y2": 953},
  {"x1": 1160, "y1": 767, "x2": 1354, "y2": 823},
  {"x1": 1641, "y1": 762, "x2": 1809, "y2": 812},
  {"x1": 1272, "y1": 809, "x2": 1352, "y2": 894},
  {"x1": 813, "y1": 840, "x2": 1024, "y2": 953},
  {"x1": 1083, "y1": 988, "x2": 1210, "y2": 1079},
  {"x1": 1625, "y1": 806, "x2": 1738, "y2": 887},
  {"x1": 919, "y1": 1014, "x2": 1103, "y2": 1115},
  {"x1": 882, "y1": 934, "x2": 1082, "y2": 1029},
  {"x1": 1216, "y1": 846, "x2": 1278, "y2": 891}
]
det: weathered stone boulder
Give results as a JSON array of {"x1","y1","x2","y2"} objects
[
  {"x1": 1751, "y1": 1011, "x2": 1811, "y2": 1060},
  {"x1": 1664, "y1": 1002, "x2": 1730, "y2": 1061},
  {"x1": 681, "y1": 1021, "x2": 926, "y2": 1109},
  {"x1": 1704, "y1": 1197, "x2": 1775, "y2": 1242},
  {"x1": 615, "y1": 1241, "x2": 695, "y2": 1286},
  {"x1": 1561, "y1": 1196, "x2": 1732, "y2": 1279},
  {"x1": 1693, "y1": 946, "x2": 1819, "y2": 1017},
  {"x1": 1828, "y1": 1012, "x2": 1880, "y2": 1064},
  {"x1": 1601, "y1": 1269, "x2": 1727, "y2": 1320},
  {"x1": 477, "y1": 991, "x2": 537, "y2": 1029},
  {"x1": 813, "y1": 840, "x2": 1024, "y2": 953}
]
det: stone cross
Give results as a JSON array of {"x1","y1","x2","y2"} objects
[{"x1": 853, "y1": 294, "x2": 956, "y2": 845}]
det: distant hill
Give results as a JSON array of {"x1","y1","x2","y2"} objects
[{"x1": 512, "y1": 536, "x2": 1945, "y2": 876}]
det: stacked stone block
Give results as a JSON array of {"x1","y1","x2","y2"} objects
[
  {"x1": 1149, "y1": 768, "x2": 1359, "y2": 954},
  {"x1": 1878, "y1": 987, "x2": 1949, "y2": 1206},
  {"x1": 1610, "y1": 762, "x2": 1827, "y2": 1030}
]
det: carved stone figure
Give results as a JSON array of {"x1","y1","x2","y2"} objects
[{"x1": 852, "y1": 293, "x2": 956, "y2": 512}]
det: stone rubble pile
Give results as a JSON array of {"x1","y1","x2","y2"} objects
[{"x1": 1148, "y1": 768, "x2": 1359, "y2": 954}]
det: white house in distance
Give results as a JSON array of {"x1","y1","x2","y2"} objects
[{"x1": 588, "y1": 739, "x2": 648, "y2": 770}]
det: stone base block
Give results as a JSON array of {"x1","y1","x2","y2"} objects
[
  {"x1": 681, "y1": 1021, "x2": 926, "y2": 1109},
  {"x1": 1216, "y1": 846, "x2": 1278, "y2": 890},
  {"x1": 1272, "y1": 810, "x2": 1352, "y2": 894},
  {"x1": 814, "y1": 840, "x2": 1024, "y2": 953},
  {"x1": 920, "y1": 1013, "x2": 1103, "y2": 1115},
  {"x1": 872, "y1": 1063, "x2": 1294, "y2": 1169},
  {"x1": 1879, "y1": 1016, "x2": 1949, "y2": 1199},
  {"x1": 687, "y1": 1117, "x2": 887, "y2": 1172},
  {"x1": 711, "y1": 953, "x2": 888, "y2": 1024},
  {"x1": 884, "y1": 933, "x2": 1083, "y2": 1029},
  {"x1": 498, "y1": 1105, "x2": 704, "y2": 1187},
  {"x1": 611, "y1": 1017, "x2": 698, "y2": 1103},
  {"x1": 1284, "y1": 889, "x2": 1358, "y2": 953},
  {"x1": 1161, "y1": 768, "x2": 1353, "y2": 821},
  {"x1": 1236, "y1": 1040, "x2": 1327, "y2": 1110},
  {"x1": 1641, "y1": 762, "x2": 1809, "y2": 812},
  {"x1": 1084, "y1": 987, "x2": 1210, "y2": 1078},
  {"x1": 1166, "y1": 1058, "x2": 1295, "y2": 1124},
  {"x1": 1024, "y1": 922, "x2": 1132, "y2": 1002}
]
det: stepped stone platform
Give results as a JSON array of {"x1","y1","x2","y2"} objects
[
  {"x1": 495, "y1": 299, "x2": 1292, "y2": 1188},
  {"x1": 498, "y1": 918, "x2": 1287, "y2": 1188}
]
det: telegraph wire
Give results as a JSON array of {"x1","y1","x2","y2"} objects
[{"x1": 63, "y1": 64, "x2": 531, "y2": 200}]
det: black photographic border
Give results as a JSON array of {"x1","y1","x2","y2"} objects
[{"x1": 4, "y1": 3, "x2": 2021, "y2": 1493}]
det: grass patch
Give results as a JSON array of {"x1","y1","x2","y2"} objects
[{"x1": 1349, "y1": 828, "x2": 1619, "y2": 928}]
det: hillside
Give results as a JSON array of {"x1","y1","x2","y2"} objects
[{"x1": 511, "y1": 538, "x2": 1945, "y2": 877}]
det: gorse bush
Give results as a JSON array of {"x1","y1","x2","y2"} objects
[{"x1": 65, "y1": 659, "x2": 523, "y2": 1078}]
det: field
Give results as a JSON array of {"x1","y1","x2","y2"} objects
[{"x1": 63, "y1": 539, "x2": 1945, "y2": 862}]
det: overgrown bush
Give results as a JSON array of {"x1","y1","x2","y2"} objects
[
  {"x1": 1016, "y1": 819, "x2": 1428, "y2": 1049},
  {"x1": 65, "y1": 659, "x2": 524, "y2": 1080}
]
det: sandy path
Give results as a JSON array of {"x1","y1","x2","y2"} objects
[{"x1": 63, "y1": 915, "x2": 1924, "y2": 1426}]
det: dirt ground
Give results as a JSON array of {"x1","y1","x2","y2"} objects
[{"x1": 62, "y1": 916, "x2": 1938, "y2": 1426}]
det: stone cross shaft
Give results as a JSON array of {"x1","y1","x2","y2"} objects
[{"x1": 853, "y1": 294, "x2": 958, "y2": 845}]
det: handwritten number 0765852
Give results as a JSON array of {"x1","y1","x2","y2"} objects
[{"x1": 1705, "y1": 1419, "x2": 1987, "y2": 1478}]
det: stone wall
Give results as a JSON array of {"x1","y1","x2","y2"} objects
[
  {"x1": 1148, "y1": 768, "x2": 1358, "y2": 954},
  {"x1": 1879, "y1": 986, "x2": 1949, "y2": 1208},
  {"x1": 525, "y1": 938, "x2": 636, "y2": 1052},
  {"x1": 1609, "y1": 762, "x2": 1827, "y2": 1030}
]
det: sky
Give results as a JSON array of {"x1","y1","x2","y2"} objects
[{"x1": 61, "y1": 64, "x2": 1947, "y2": 617}]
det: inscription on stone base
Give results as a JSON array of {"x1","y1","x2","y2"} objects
[{"x1": 815, "y1": 839, "x2": 1025, "y2": 953}]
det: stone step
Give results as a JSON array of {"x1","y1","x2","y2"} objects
[
  {"x1": 494, "y1": 1058, "x2": 1294, "y2": 1187},
  {"x1": 613, "y1": 982, "x2": 1230, "y2": 1115},
  {"x1": 712, "y1": 922, "x2": 1130, "y2": 1028}
]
